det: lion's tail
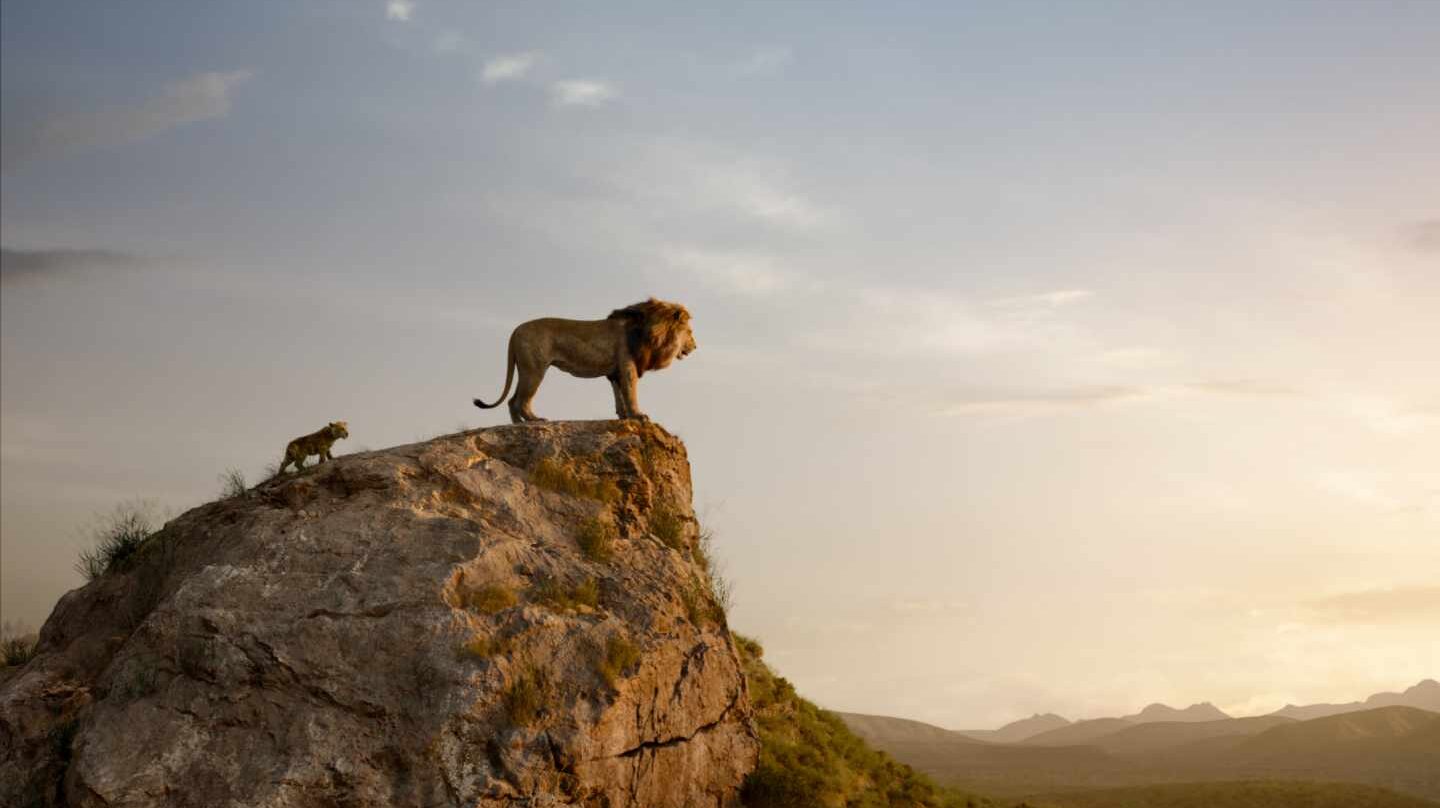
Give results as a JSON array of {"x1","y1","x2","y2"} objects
[{"x1": 473, "y1": 339, "x2": 516, "y2": 410}]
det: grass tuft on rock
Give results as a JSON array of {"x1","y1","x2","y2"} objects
[
  {"x1": 464, "y1": 584, "x2": 518, "y2": 614},
  {"x1": 596, "y1": 634, "x2": 641, "y2": 688},
  {"x1": 531, "y1": 457, "x2": 621, "y2": 504},
  {"x1": 458, "y1": 633, "x2": 513, "y2": 660},
  {"x1": 504, "y1": 665, "x2": 550, "y2": 727},
  {"x1": 74, "y1": 500, "x2": 162, "y2": 582},
  {"x1": 532, "y1": 576, "x2": 601, "y2": 612},
  {"x1": 650, "y1": 506, "x2": 685, "y2": 550},
  {"x1": 575, "y1": 517, "x2": 615, "y2": 563}
]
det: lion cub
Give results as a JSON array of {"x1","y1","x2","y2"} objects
[{"x1": 277, "y1": 421, "x2": 349, "y2": 474}]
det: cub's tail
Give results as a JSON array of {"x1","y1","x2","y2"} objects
[{"x1": 473, "y1": 341, "x2": 517, "y2": 410}]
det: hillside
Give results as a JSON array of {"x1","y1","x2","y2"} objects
[
  {"x1": 0, "y1": 421, "x2": 757, "y2": 807},
  {"x1": 1026, "y1": 780, "x2": 1440, "y2": 808},
  {"x1": 839, "y1": 712, "x2": 987, "y2": 747},
  {"x1": 1023, "y1": 717, "x2": 1136, "y2": 746},
  {"x1": 736, "y1": 635, "x2": 998, "y2": 808},
  {"x1": 1088, "y1": 716, "x2": 1295, "y2": 756},
  {"x1": 852, "y1": 705, "x2": 1440, "y2": 800},
  {"x1": 958, "y1": 714, "x2": 1070, "y2": 743}
]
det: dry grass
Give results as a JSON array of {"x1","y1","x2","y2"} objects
[
  {"x1": 218, "y1": 468, "x2": 248, "y2": 499},
  {"x1": 464, "y1": 584, "x2": 518, "y2": 614},
  {"x1": 532, "y1": 576, "x2": 601, "y2": 612},
  {"x1": 504, "y1": 665, "x2": 550, "y2": 726},
  {"x1": 531, "y1": 457, "x2": 621, "y2": 504},
  {"x1": 679, "y1": 573, "x2": 727, "y2": 629},
  {"x1": 458, "y1": 633, "x2": 513, "y2": 660},
  {"x1": 576, "y1": 518, "x2": 615, "y2": 563},
  {"x1": 650, "y1": 506, "x2": 685, "y2": 550},
  {"x1": 596, "y1": 634, "x2": 641, "y2": 688},
  {"x1": 74, "y1": 500, "x2": 161, "y2": 582}
]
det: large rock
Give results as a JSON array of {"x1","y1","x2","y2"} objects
[{"x1": 0, "y1": 421, "x2": 757, "y2": 807}]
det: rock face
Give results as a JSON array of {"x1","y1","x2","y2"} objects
[{"x1": 0, "y1": 421, "x2": 757, "y2": 807}]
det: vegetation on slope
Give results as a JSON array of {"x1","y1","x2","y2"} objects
[
  {"x1": 1024, "y1": 780, "x2": 1440, "y2": 808},
  {"x1": 734, "y1": 632, "x2": 1000, "y2": 808}
]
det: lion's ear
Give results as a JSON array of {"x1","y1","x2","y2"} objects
[{"x1": 673, "y1": 310, "x2": 684, "y2": 321}]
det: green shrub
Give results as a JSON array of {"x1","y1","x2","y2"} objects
[
  {"x1": 735, "y1": 633, "x2": 989, "y2": 808},
  {"x1": 650, "y1": 506, "x2": 685, "y2": 550},
  {"x1": 596, "y1": 634, "x2": 641, "y2": 687},
  {"x1": 531, "y1": 457, "x2": 620, "y2": 503},
  {"x1": 504, "y1": 665, "x2": 550, "y2": 726},
  {"x1": 576, "y1": 518, "x2": 614, "y2": 563},
  {"x1": 74, "y1": 500, "x2": 161, "y2": 582},
  {"x1": 465, "y1": 584, "x2": 518, "y2": 614}
]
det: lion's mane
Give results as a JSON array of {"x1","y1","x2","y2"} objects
[{"x1": 607, "y1": 298, "x2": 694, "y2": 376}]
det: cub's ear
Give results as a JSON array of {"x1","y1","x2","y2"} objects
[{"x1": 673, "y1": 309, "x2": 684, "y2": 321}]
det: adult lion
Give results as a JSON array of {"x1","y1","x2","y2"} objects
[{"x1": 473, "y1": 298, "x2": 697, "y2": 424}]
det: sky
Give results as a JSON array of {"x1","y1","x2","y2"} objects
[{"x1": 2, "y1": 0, "x2": 1438, "y2": 729}]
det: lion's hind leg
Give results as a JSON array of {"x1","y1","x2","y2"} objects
[{"x1": 512, "y1": 364, "x2": 549, "y2": 423}]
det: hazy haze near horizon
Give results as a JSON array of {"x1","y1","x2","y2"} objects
[{"x1": 2, "y1": 0, "x2": 1437, "y2": 728}]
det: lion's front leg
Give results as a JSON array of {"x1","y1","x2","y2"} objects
[
  {"x1": 607, "y1": 374, "x2": 628, "y2": 419},
  {"x1": 618, "y1": 362, "x2": 648, "y2": 421}
]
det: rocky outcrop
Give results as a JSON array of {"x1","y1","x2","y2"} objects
[{"x1": 0, "y1": 420, "x2": 757, "y2": 807}]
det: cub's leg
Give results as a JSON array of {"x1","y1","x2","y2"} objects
[{"x1": 512, "y1": 364, "x2": 549, "y2": 423}]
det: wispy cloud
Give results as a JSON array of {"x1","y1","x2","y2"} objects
[
  {"x1": 432, "y1": 31, "x2": 464, "y2": 54},
  {"x1": 550, "y1": 79, "x2": 618, "y2": 107},
  {"x1": 733, "y1": 46, "x2": 794, "y2": 76},
  {"x1": 1305, "y1": 586, "x2": 1440, "y2": 624},
  {"x1": 0, "y1": 248, "x2": 140, "y2": 283},
  {"x1": 480, "y1": 52, "x2": 538, "y2": 85},
  {"x1": 660, "y1": 246, "x2": 810, "y2": 297},
  {"x1": 987, "y1": 289, "x2": 1094, "y2": 309},
  {"x1": 1, "y1": 70, "x2": 253, "y2": 171},
  {"x1": 385, "y1": 0, "x2": 415, "y2": 22},
  {"x1": 1405, "y1": 219, "x2": 1440, "y2": 253},
  {"x1": 937, "y1": 380, "x2": 1299, "y2": 418},
  {"x1": 1341, "y1": 395, "x2": 1440, "y2": 436}
]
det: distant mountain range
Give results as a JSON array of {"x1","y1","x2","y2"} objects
[
  {"x1": 836, "y1": 687, "x2": 1440, "y2": 802},
  {"x1": 948, "y1": 679, "x2": 1440, "y2": 743},
  {"x1": 1271, "y1": 678, "x2": 1440, "y2": 721}
]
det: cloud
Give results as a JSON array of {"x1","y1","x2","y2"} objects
[
  {"x1": 480, "y1": 52, "x2": 538, "y2": 85},
  {"x1": 987, "y1": 289, "x2": 1094, "y2": 309},
  {"x1": 2, "y1": 70, "x2": 253, "y2": 171},
  {"x1": 1405, "y1": 219, "x2": 1440, "y2": 252},
  {"x1": 733, "y1": 46, "x2": 794, "y2": 76},
  {"x1": 1341, "y1": 395, "x2": 1440, "y2": 436},
  {"x1": 937, "y1": 380, "x2": 1300, "y2": 417},
  {"x1": 385, "y1": 0, "x2": 415, "y2": 22},
  {"x1": 660, "y1": 246, "x2": 810, "y2": 296},
  {"x1": 550, "y1": 79, "x2": 618, "y2": 107},
  {"x1": 1, "y1": 248, "x2": 139, "y2": 283},
  {"x1": 432, "y1": 31, "x2": 464, "y2": 54},
  {"x1": 1305, "y1": 586, "x2": 1440, "y2": 624}
]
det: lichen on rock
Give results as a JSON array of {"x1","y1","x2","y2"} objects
[{"x1": 0, "y1": 420, "x2": 757, "y2": 807}]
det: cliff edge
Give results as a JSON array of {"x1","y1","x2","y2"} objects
[{"x1": 0, "y1": 420, "x2": 757, "y2": 807}]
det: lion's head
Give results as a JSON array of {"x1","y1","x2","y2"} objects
[
  {"x1": 329, "y1": 421, "x2": 350, "y2": 439},
  {"x1": 609, "y1": 298, "x2": 696, "y2": 375}
]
